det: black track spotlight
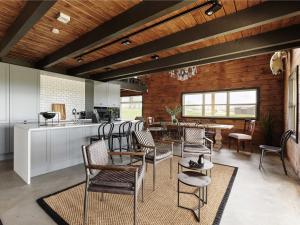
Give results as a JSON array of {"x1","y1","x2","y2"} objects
[
  {"x1": 205, "y1": 0, "x2": 222, "y2": 16},
  {"x1": 76, "y1": 57, "x2": 83, "y2": 63},
  {"x1": 151, "y1": 54, "x2": 160, "y2": 60}
]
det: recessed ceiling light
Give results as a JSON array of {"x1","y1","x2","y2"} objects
[
  {"x1": 76, "y1": 57, "x2": 83, "y2": 63},
  {"x1": 205, "y1": 1, "x2": 222, "y2": 16},
  {"x1": 151, "y1": 55, "x2": 159, "y2": 60},
  {"x1": 57, "y1": 12, "x2": 70, "y2": 24},
  {"x1": 121, "y1": 39, "x2": 132, "y2": 46},
  {"x1": 51, "y1": 28, "x2": 60, "y2": 34}
]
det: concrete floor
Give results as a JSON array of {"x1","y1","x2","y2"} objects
[{"x1": 0, "y1": 146, "x2": 299, "y2": 225}]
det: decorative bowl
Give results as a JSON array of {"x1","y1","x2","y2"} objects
[{"x1": 41, "y1": 112, "x2": 56, "y2": 120}]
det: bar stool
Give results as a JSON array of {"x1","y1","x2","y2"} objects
[
  {"x1": 134, "y1": 120, "x2": 144, "y2": 132},
  {"x1": 112, "y1": 121, "x2": 132, "y2": 152},
  {"x1": 90, "y1": 122, "x2": 114, "y2": 150}
]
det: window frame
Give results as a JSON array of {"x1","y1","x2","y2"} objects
[
  {"x1": 181, "y1": 87, "x2": 260, "y2": 120},
  {"x1": 288, "y1": 65, "x2": 299, "y2": 143},
  {"x1": 120, "y1": 95, "x2": 143, "y2": 120}
]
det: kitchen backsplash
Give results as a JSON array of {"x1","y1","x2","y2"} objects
[{"x1": 40, "y1": 74, "x2": 85, "y2": 120}]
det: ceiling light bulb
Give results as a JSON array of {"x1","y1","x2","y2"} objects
[
  {"x1": 151, "y1": 55, "x2": 159, "y2": 60},
  {"x1": 57, "y1": 12, "x2": 70, "y2": 24},
  {"x1": 205, "y1": 1, "x2": 222, "y2": 16},
  {"x1": 121, "y1": 39, "x2": 132, "y2": 46},
  {"x1": 51, "y1": 28, "x2": 60, "y2": 34}
]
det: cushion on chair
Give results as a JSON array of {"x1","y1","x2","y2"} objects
[
  {"x1": 90, "y1": 165, "x2": 144, "y2": 189},
  {"x1": 146, "y1": 148, "x2": 172, "y2": 160},
  {"x1": 184, "y1": 128, "x2": 205, "y2": 145},
  {"x1": 183, "y1": 145, "x2": 211, "y2": 154},
  {"x1": 86, "y1": 140, "x2": 109, "y2": 175},
  {"x1": 259, "y1": 145, "x2": 281, "y2": 152},
  {"x1": 228, "y1": 133, "x2": 252, "y2": 140}
]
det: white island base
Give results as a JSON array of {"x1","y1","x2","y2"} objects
[{"x1": 14, "y1": 121, "x2": 137, "y2": 184}]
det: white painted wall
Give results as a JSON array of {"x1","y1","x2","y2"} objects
[{"x1": 40, "y1": 73, "x2": 85, "y2": 120}]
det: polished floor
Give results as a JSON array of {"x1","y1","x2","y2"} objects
[{"x1": 0, "y1": 146, "x2": 299, "y2": 225}]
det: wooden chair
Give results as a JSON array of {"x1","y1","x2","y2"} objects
[
  {"x1": 228, "y1": 120, "x2": 256, "y2": 152},
  {"x1": 181, "y1": 127, "x2": 213, "y2": 161},
  {"x1": 132, "y1": 130, "x2": 173, "y2": 191},
  {"x1": 82, "y1": 140, "x2": 146, "y2": 225}
]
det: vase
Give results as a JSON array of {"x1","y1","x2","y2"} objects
[{"x1": 171, "y1": 115, "x2": 177, "y2": 124}]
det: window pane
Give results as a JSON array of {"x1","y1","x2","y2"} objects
[
  {"x1": 204, "y1": 106, "x2": 212, "y2": 116},
  {"x1": 121, "y1": 97, "x2": 130, "y2": 102},
  {"x1": 120, "y1": 103, "x2": 142, "y2": 120},
  {"x1": 215, "y1": 92, "x2": 227, "y2": 104},
  {"x1": 132, "y1": 96, "x2": 142, "y2": 102},
  {"x1": 229, "y1": 90, "x2": 256, "y2": 104},
  {"x1": 205, "y1": 93, "x2": 212, "y2": 104},
  {"x1": 183, "y1": 106, "x2": 202, "y2": 117},
  {"x1": 229, "y1": 105, "x2": 256, "y2": 118},
  {"x1": 205, "y1": 105, "x2": 227, "y2": 117},
  {"x1": 214, "y1": 105, "x2": 227, "y2": 116},
  {"x1": 184, "y1": 94, "x2": 202, "y2": 105}
]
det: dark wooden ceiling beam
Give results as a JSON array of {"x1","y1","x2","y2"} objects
[
  {"x1": 36, "y1": 0, "x2": 193, "y2": 68},
  {"x1": 70, "y1": 1, "x2": 300, "y2": 76},
  {"x1": 0, "y1": 0, "x2": 56, "y2": 58},
  {"x1": 92, "y1": 24, "x2": 300, "y2": 81}
]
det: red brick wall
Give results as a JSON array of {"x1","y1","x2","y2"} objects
[{"x1": 128, "y1": 54, "x2": 284, "y2": 146}]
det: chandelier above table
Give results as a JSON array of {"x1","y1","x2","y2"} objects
[{"x1": 169, "y1": 66, "x2": 198, "y2": 81}]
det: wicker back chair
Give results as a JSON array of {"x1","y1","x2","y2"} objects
[
  {"x1": 82, "y1": 140, "x2": 146, "y2": 225},
  {"x1": 132, "y1": 130, "x2": 173, "y2": 191},
  {"x1": 181, "y1": 127, "x2": 213, "y2": 160}
]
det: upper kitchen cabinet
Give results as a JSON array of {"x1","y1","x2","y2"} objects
[
  {"x1": 9, "y1": 65, "x2": 40, "y2": 123},
  {"x1": 108, "y1": 83, "x2": 120, "y2": 107},
  {"x1": 94, "y1": 82, "x2": 108, "y2": 107},
  {"x1": 94, "y1": 82, "x2": 120, "y2": 107},
  {"x1": 0, "y1": 62, "x2": 9, "y2": 123}
]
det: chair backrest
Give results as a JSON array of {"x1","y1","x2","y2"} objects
[
  {"x1": 82, "y1": 140, "x2": 108, "y2": 175},
  {"x1": 134, "y1": 121, "x2": 144, "y2": 131},
  {"x1": 244, "y1": 120, "x2": 256, "y2": 136},
  {"x1": 280, "y1": 130, "x2": 294, "y2": 152},
  {"x1": 132, "y1": 130, "x2": 155, "y2": 152},
  {"x1": 119, "y1": 121, "x2": 132, "y2": 136},
  {"x1": 98, "y1": 122, "x2": 114, "y2": 139},
  {"x1": 183, "y1": 127, "x2": 205, "y2": 145}
]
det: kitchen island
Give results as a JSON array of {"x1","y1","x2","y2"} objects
[{"x1": 14, "y1": 121, "x2": 138, "y2": 184}]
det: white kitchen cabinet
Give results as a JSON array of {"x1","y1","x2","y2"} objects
[
  {"x1": 0, "y1": 62, "x2": 9, "y2": 123},
  {"x1": 9, "y1": 64, "x2": 40, "y2": 123},
  {"x1": 108, "y1": 83, "x2": 120, "y2": 107},
  {"x1": 94, "y1": 82, "x2": 108, "y2": 107},
  {"x1": 94, "y1": 82, "x2": 120, "y2": 107},
  {"x1": 0, "y1": 124, "x2": 9, "y2": 155}
]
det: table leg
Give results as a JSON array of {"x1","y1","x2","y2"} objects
[{"x1": 214, "y1": 128, "x2": 222, "y2": 150}]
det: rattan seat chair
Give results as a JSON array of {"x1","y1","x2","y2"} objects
[{"x1": 82, "y1": 140, "x2": 146, "y2": 225}]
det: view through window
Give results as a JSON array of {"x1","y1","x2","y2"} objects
[
  {"x1": 120, "y1": 96, "x2": 143, "y2": 120},
  {"x1": 182, "y1": 89, "x2": 258, "y2": 118}
]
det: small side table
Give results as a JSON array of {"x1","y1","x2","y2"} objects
[
  {"x1": 177, "y1": 171, "x2": 211, "y2": 222},
  {"x1": 178, "y1": 157, "x2": 214, "y2": 177}
]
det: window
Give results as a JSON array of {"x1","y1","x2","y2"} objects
[
  {"x1": 120, "y1": 96, "x2": 142, "y2": 120},
  {"x1": 288, "y1": 66, "x2": 299, "y2": 142},
  {"x1": 182, "y1": 89, "x2": 258, "y2": 119}
]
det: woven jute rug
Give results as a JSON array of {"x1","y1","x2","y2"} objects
[{"x1": 37, "y1": 157, "x2": 238, "y2": 225}]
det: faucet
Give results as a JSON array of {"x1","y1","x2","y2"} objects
[{"x1": 72, "y1": 108, "x2": 78, "y2": 123}]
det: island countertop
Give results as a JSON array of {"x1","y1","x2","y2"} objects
[{"x1": 14, "y1": 120, "x2": 139, "y2": 131}]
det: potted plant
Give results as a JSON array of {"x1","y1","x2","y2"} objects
[
  {"x1": 261, "y1": 112, "x2": 274, "y2": 145},
  {"x1": 165, "y1": 105, "x2": 182, "y2": 124}
]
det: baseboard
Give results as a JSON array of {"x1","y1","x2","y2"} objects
[{"x1": 0, "y1": 153, "x2": 13, "y2": 161}]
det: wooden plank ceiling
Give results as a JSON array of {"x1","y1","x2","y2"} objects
[{"x1": 0, "y1": 0, "x2": 300, "y2": 80}]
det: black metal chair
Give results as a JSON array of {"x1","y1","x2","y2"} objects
[
  {"x1": 90, "y1": 122, "x2": 114, "y2": 150},
  {"x1": 82, "y1": 140, "x2": 146, "y2": 225},
  {"x1": 112, "y1": 121, "x2": 132, "y2": 152},
  {"x1": 134, "y1": 120, "x2": 144, "y2": 132},
  {"x1": 259, "y1": 130, "x2": 293, "y2": 176}
]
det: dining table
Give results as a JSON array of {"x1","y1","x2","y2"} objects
[{"x1": 150, "y1": 122, "x2": 234, "y2": 150}]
